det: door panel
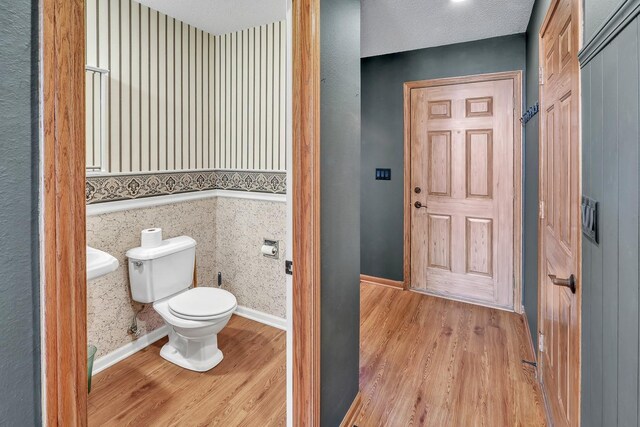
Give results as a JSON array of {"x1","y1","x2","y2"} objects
[
  {"x1": 410, "y1": 78, "x2": 515, "y2": 309},
  {"x1": 465, "y1": 217, "x2": 493, "y2": 276},
  {"x1": 428, "y1": 214, "x2": 451, "y2": 270},
  {"x1": 466, "y1": 129, "x2": 493, "y2": 198},
  {"x1": 428, "y1": 131, "x2": 451, "y2": 196},
  {"x1": 538, "y1": 0, "x2": 581, "y2": 425}
]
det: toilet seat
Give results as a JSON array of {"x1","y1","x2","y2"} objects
[{"x1": 168, "y1": 287, "x2": 237, "y2": 321}]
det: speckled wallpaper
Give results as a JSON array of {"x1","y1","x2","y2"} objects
[
  {"x1": 215, "y1": 197, "x2": 287, "y2": 318},
  {"x1": 86, "y1": 196, "x2": 286, "y2": 359}
]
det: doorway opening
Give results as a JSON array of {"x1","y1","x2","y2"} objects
[{"x1": 41, "y1": 0, "x2": 322, "y2": 424}]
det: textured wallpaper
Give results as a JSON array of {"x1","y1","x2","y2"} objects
[
  {"x1": 86, "y1": 196, "x2": 285, "y2": 358},
  {"x1": 215, "y1": 197, "x2": 287, "y2": 318}
]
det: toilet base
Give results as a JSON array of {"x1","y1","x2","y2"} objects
[{"x1": 159, "y1": 328, "x2": 224, "y2": 372}]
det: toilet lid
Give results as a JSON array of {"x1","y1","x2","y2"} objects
[{"x1": 168, "y1": 287, "x2": 237, "y2": 318}]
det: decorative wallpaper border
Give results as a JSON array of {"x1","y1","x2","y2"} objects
[{"x1": 86, "y1": 170, "x2": 286, "y2": 204}]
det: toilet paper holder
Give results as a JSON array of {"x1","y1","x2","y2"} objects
[{"x1": 262, "y1": 239, "x2": 280, "y2": 259}]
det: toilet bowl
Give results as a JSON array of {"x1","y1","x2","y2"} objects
[
  {"x1": 126, "y1": 236, "x2": 237, "y2": 372},
  {"x1": 153, "y1": 287, "x2": 237, "y2": 371}
]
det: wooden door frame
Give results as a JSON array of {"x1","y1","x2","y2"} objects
[
  {"x1": 402, "y1": 71, "x2": 524, "y2": 313},
  {"x1": 42, "y1": 0, "x2": 322, "y2": 424},
  {"x1": 292, "y1": 0, "x2": 322, "y2": 424}
]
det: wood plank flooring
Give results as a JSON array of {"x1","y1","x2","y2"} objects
[
  {"x1": 355, "y1": 283, "x2": 547, "y2": 426},
  {"x1": 88, "y1": 315, "x2": 286, "y2": 426}
]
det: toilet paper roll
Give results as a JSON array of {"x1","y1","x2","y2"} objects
[
  {"x1": 141, "y1": 228, "x2": 163, "y2": 248},
  {"x1": 261, "y1": 244, "x2": 277, "y2": 256}
]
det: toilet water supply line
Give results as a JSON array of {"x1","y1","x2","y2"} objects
[{"x1": 128, "y1": 304, "x2": 145, "y2": 337}]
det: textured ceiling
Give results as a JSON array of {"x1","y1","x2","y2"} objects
[
  {"x1": 135, "y1": 0, "x2": 287, "y2": 35},
  {"x1": 361, "y1": 0, "x2": 535, "y2": 57}
]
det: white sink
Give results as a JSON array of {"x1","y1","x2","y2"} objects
[{"x1": 87, "y1": 246, "x2": 119, "y2": 281}]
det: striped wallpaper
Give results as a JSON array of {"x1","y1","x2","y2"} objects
[{"x1": 85, "y1": 0, "x2": 286, "y2": 173}]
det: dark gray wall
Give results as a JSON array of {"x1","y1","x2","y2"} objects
[
  {"x1": 584, "y1": 0, "x2": 624, "y2": 41},
  {"x1": 580, "y1": 4, "x2": 640, "y2": 427},
  {"x1": 360, "y1": 35, "x2": 526, "y2": 280},
  {"x1": 0, "y1": 0, "x2": 41, "y2": 425},
  {"x1": 320, "y1": 0, "x2": 361, "y2": 424},
  {"x1": 523, "y1": 0, "x2": 552, "y2": 349}
]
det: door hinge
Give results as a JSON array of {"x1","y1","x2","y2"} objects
[
  {"x1": 539, "y1": 201, "x2": 545, "y2": 219},
  {"x1": 285, "y1": 260, "x2": 293, "y2": 275},
  {"x1": 539, "y1": 66, "x2": 544, "y2": 85},
  {"x1": 538, "y1": 333, "x2": 545, "y2": 353}
]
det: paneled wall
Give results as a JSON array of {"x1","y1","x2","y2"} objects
[
  {"x1": 580, "y1": 3, "x2": 640, "y2": 426},
  {"x1": 86, "y1": 0, "x2": 286, "y2": 173}
]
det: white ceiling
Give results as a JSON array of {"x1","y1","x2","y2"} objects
[
  {"x1": 361, "y1": 0, "x2": 535, "y2": 57},
  {"x1": 136, "y1": 0, "x2": 287, "y2": 35}
]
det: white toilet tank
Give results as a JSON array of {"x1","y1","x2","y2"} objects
[{"x1": 126, "y1": 236, "x2": 196, "y2": 303}]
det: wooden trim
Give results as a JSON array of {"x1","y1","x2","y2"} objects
[
  {"x1": 360, "y1": 274, "x2": 404, "y2": 290},
  {"x1": 339, "y1": 391, "x2": 362, "y2": 427},
  {"x1": 402, "y1": 82, "x2": 412, "y2": 290},
  {"x1": 292, "y1": 0, "x2": 322, "y2": 424},
  {"x1": 403, "y1": 71, "x2": 524, "y2": 312},
  {"x1": 536, "y1": 16, "x2": 546, "y2": 385},
  {"x1": 512, "y1": 71, "x2": 524, "y2": 314},
  {"x1": 404, "y1": 71, "x2": 526, "y2": 91},
  {"x1": 44, "y1": 0, "x2": 321, "y2": 424},
  {"x1": 43, "y1": 0, "x2": 88, "y2": 425}
]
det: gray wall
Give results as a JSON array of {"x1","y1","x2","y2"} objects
[
  {"x1": 584, "y1": 0, "x2": 624, "y2": 41},
  {"x1": 320, "y1": 0, "x2": 361, "y2": 424},
  {"x1": 580, "y1": 3, "x2": 640, "y2": 426},
  {"x1": 0, "y1": 0, "x2": 41, "y2": 425},
  {"x1": 360, "y1": 34, "x2": 526, "y2": 281},
  {"x1": 523, "y1": 0, "x2": 552, "y2": 349}
]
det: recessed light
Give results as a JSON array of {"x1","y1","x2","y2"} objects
[{"x1": 451, "y1": 0, "x2": 467, "y2": 3}]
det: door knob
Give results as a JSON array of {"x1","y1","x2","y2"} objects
[
  {"x1": 548, "y1": 273, "x2": 576, "y2": 294},
  {"x1": 414, "y1": 201, "x2": 427, "y2": 209}
]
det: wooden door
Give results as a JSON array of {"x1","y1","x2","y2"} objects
[
  {"x1": 409, "y1": 77, "x2": 515, "y2": 309},
  {"x1": 538, "y1": 0, "x2": 581, "y2": 425}
]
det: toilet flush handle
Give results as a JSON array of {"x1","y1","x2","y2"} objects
[{"x1": 133, "y1": 260, "x2": 143, "y2": 267}]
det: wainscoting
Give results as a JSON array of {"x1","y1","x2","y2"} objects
[
  {"x1": 580, "y1": 2, "x2": 640, "y2": 425},
  {"x1": 86, "y1": 193, "x2": 286, "y2": 360}
]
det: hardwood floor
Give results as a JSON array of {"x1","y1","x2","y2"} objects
[
  {"x1": 88, "y1": 315, "x2": 286, "y2": 426},
  {"x1": 355, "y1": 283, "x2": 547, "y2": 426}
]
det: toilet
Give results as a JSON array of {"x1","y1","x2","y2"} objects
[{"x1": 126, "y1": 236, "x2": 237, "y2": 372}]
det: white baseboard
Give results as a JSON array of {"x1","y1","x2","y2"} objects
[
  {"x1": 91, "y1": 325, "x2": 169, "y2": 376},
  {"x1": 91, "y1": 307, "x2": 286, "y2": 376},
  {"x1": 234, "y1": 305, "x2": 287, "y2": 331}
]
